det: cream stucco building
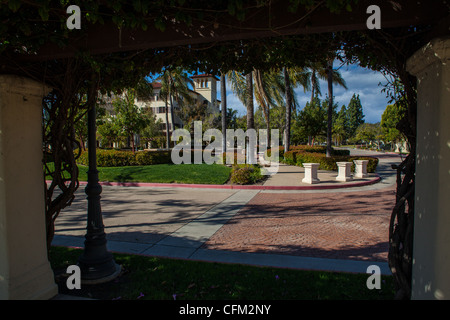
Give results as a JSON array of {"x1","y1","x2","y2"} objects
[
  {"x1": 98, "y1": 74, "x2": 221, "y2": 148},
  {"x1": 143, "y1": 74, "x2": 221, "y2": 134}
]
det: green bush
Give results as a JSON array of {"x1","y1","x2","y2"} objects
[
  {"x1": 291, "y1": 145, "x2": 327, "y2": 153},
  {"x1": 77, "y1": 149, "x2": 172, "y2": 167},
  {"x1": 230, "y1": 164, "x2": 264, "y2": 185},
  {"x1": 293, "y1": 152, "x2": 378, "y2": 173},
  {"x1": 266, "y1": 146, "x2": 284, "y2": 159},
  {"x1": 289, "y1": 145, "x2": 350, "y2": 156},
  {"x1": 135, "y1": 150, "x2": 171, "y2": 165},
  {"x1": 283, "y1": 150, "x2": 297, "y2": 165}
]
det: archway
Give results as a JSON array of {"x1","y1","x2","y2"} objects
[{"x1": 1, "y1": 1, "x2": 448, "y2": 299}]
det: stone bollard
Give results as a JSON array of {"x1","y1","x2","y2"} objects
[
  {"x1": 302, "y1": 163, "x2": 320, "y2": 184},
  {"x1": 336, "y1": 162, "x2": 353, "y2": 182},
  {"x1": 354, "y1": 159, "x2": 369, "y2": 178}
]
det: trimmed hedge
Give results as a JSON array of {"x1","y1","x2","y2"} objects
[
  {"x1": 267, "y1": 145, "x2": 349, "y2": 161},
  {"x1": 293, "y1": 152, "x2": 378, "y2": 173},
  {"x1": 77, "y1": 149, "x2": 172, "y2": 167}
]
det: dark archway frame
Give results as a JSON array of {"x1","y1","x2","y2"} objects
[{"x1": 2, "y1": 0, "x2": 449, "y2": 298}]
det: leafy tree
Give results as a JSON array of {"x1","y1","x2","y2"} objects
[
  {"x1": 97, "y1": 119, "x2": 120, "y2": 148},
  {"x1": 139, "y1": 106, "x2": 164, "y2": 149},
  {"x1": 111, "y1": 90, "x2": 148, "y2": 152},
  {"x1": 333, "y1": 104, "x2": 349, "y2": 145},
  {"x1": 347, "y1": 93, "x2": 365, "y2": 137},
  {"x1": 355, "y1": 122, "x2": 382, "y2": 147},
  {"x1": 381, "y1": 102, "x2": 406, "y2": 146},
  {"x1": 293, "y1": 96, "x2": 327, "y2": 145}
]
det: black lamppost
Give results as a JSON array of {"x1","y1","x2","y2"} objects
[{"x1": 77, "y1": 99, "x2": 120, "y2": 283}]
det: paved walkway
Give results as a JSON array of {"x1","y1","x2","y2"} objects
[{"x1": 53, "y1": 149, "x2": 404, "y2": 276}]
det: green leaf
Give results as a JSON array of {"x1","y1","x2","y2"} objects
[
  {"x1": 38, "y1": 6, "x2": 49, "y2": 21},
  {"x1": 8, "y1": 0, "x2": 21, "y2": 12},
  {"x1": 154, "y1": 18, "x2": 166, "y2": 32}
]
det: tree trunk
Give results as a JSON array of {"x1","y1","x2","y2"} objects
[
  {"x1": 310, "y1": 70, "x2": 316, "y2": 103},
  {"x1": 326, "y1": 59, "x2": 333, "y2": 158},
  {"x1": 169, "y1": 76, "x2": 176, "y2": 134},
  {"x1": 131, "y1": 133, "x2": 135, "y2": 152},
  {"x1": 284, "y1": 67, "x2": 292, "y2": 152},
  {"x1": 221, "y1": 73, "x2": 227, "y2": 153},
  {"x1": 246, "y1": 72, "x2": 254, "y2": 130},
  {"x1": 165, "y1": 100, "x2": 170, "y2": 149}
]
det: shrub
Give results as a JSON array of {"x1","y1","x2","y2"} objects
[
  {"x1": 266, "y1": 146, "x2": 284, "y2": 159},
  {"x1": 291, "y1": 145, "x2": 327, "y2": 153},
  {"x1": 293, "y1": 152, "x2": 378, "y2": 173},
  {"x1": 135, "y1": 150, "x2": 171, "y2": 165},
  {"x1": 283, "y1": 151, "x2": 297, "y2": 165},
  {"x1": 230, "y1": 164, "x2": 263, "y2": 185},
  {"x1": 77, "y1": 149, "x2": 172, "y2": 167}
]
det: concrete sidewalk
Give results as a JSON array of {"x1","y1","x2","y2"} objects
[
  {"x1": 53, "y1": 184, "x2": 391, "y2": 275},
  {"x1": 52, "y1": 149, "x2": 402, "y2": 278}
]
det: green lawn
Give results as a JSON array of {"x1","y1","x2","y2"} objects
[
  {"x1": 50, "y1": 246, "x2": 395, "y2": 300},
  {"x1": 47, "y1": 163, "x2": 232, "y2": 185}
]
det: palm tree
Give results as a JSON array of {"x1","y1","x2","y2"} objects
[
  {"x1": 305, "y1": 59, "x2": 347, "y2": 147},
  {"x1": 306, "y1": 60, "x2": 347, "y2": 104},
  {"x1": 159, "y1": 68, "x2": 193, "y2": 148},
  {"x1": 245, "y1": 72, "x2": 254, "y2": 130},
  {"x1": 283, "y1": 66, "x2": 310, "y2": 152},
  {"x1": 226, "y1": 70, "x2": 249, "y2": 130},
  {"x1": 228, "y1": 69, "x2": 283, "y2": 132},
  {"x1": 284, "y1": 67, "x2": 292, "y2": 153},
  {"x1": 220, "y1": 72, "x2": 227, "y2": 153},
  {"x1": 326, "y1": 58, "x2": 334, "y2": 157}
]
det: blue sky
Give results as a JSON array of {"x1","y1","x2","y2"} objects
[{"x1": 222, "y1": 64, "x2": 392, "y2": 124}]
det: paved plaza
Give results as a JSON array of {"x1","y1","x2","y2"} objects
[{"x1": 53, "y1": 149, "x2": 403, "y2": 275}]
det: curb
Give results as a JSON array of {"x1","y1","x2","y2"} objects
[{"x1": 53, "y1": 175, "x2": 381, "y2": 191}]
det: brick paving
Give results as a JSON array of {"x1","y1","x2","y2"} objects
[{"x1": 202, "y1": 186, "x2": 396, "y2": 262}]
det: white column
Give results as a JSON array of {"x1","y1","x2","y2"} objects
[
  {"x1": 0, "y1": 75, "x2": 57, "y2": 299},
  {"x1": 302, "y1": 163, "x2": 320, "y2": 184},
  {"x1": 354, "y1": 160, "x2": 369, "y2": 178},
  {"x1": 406, "y1": 37, "x2": 450, "y2": 300},
  {"x1": 336, "y1": 162, "x2": 352, "y2": 182}
]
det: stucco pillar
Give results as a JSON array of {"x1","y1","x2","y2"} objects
[
  {"x1": 0, "y1": 75, "x2": 57, "y2": 299},
  {"x1": 406, "y1": 37, "x2": 450, "y2": 300}
]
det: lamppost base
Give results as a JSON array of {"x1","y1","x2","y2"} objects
[
  {"x1": 78, "y1": 245, "x2": 122, "y2": 284},
  {"x1": 80, "y1": 263, "x2": 122, "y2": 285}
]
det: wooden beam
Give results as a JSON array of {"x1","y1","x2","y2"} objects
[{"x1": 15, "y1": 0, "x2": 449, "y2": 61}]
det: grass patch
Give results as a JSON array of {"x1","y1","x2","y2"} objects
[
  {"x1": 50, "y1": 246, "x2": 395, "y2": 300},
  {"x1": 46, "y1": 163, "x2": 232, "y2": 185}
]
